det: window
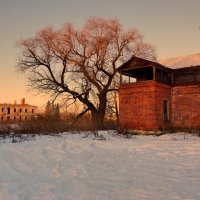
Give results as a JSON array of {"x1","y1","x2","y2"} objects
[
  {"x1": 146, "y1": 67, "x2": 153, "y2": 80},
  {"x1": 1, "y1": 116, "x2": 3, "y2": 120},
  {"x1": 25, "y1": 108, "x2": 27, "y2": 113},
  {"x1": 32, "y1": 109, "x2": 34, "y2": 113},
  {"x1": 14, "y1": 108, "x2": 16, "y2": 112},
  {"x1": 163, "y1": 100, "x2": 169, "y2": 121},
  {"x1": 1, "y1": 108, "x2": 4, "y2": 112},
  {"x1": 20, "y1": 108, "x2": 22, "y2": 113},
  {"x1": 7, "y1": 108, "x2": 10, "y2": 114}
]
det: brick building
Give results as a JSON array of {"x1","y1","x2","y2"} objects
[
  {"x1": 117, "y1": 56, "x2": 200, "y2": 131},
  {"x1": 0, "y1": 98, "x2": 37, "y2": 122}
]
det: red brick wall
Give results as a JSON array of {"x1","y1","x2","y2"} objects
[
  {"x1": 172, "y1": 85, "x2": 200, "y2": 128},
  {"x1": 119, "y1": 81, "x2": 172, "y2": 131},
  {"x1": 154, "y1": 83, "x2": 172, "y2": 130}
]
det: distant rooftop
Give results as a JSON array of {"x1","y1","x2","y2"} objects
[
  {"x1": 0, "y1": 98, "x2": 37, "y2": 107},
  {"x1": 0, "y1": 103, "x2": 37, "y2": 107}
]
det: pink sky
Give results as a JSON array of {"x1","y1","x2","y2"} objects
[{"x1": 0, "y1": 0, "x2": 200, "y2": 107}]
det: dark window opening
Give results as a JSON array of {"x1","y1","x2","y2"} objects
[
  {"x1": 146, "y1": 69, "x2": 153, "y2": 80},
  {"x1": 135, "y1": 67, "x2": 153, "y2": 81},
  {"x1": 32, "y1": 109, "x2": 34, "y2": 113},
  {"x1": 7, "y1": 108, "x2": 10, "y2": 114},
  {"x1": 155, "y1": 68, "x2": 172, "y2": 85},
  {"x1": 7, "y1": 116, "x2": 10, "y2": 120},
  {"x1": 1, "y1": 116, "x2": 3, "y2": 120},
  {"x1": 20, "y1": 108, "x2": 22, "y2": 113},
  {"x1": 2, "y1": 108, "x2": 4, "y2": 112},
  {"x1": 163, "y1": 100, "x2": 169, "y2": 121},
  {"x1": 19, "y1": 116, "x2": 22, "y2": 120},
  {"x1": 14, "y1": 108, "x2": 16, "y2": 112},
  {"x1": 25, "y1": 108, "x2": 27, "y2": 113},
  {"x1": 125, "y1": 66, "x2": 153, "y2": 83},
  {"x1": 156, "y1": 68, "x2": 162, "y2": 82}
]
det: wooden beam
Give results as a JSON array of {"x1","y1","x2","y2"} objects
[
  {"x1": 120, "y1": 72, "x2": 122, "y2": 84},
  {"x1": 153, "y1": 66, "x2": 156, "y2": 81}
]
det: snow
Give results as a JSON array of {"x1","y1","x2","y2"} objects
[{"x1": 0, "y1": 132, "x2": 200, "y2": 200}]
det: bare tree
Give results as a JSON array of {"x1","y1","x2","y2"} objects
[{"x1": 17, "y1": 17, "x2": 155, "y2": 129}]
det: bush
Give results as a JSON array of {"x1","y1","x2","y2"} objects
[{"x1": 0, "y1": 112, "x2": 118, "y2": 135}]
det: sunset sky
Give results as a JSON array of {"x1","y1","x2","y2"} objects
[{"x1": 0, "y1": 0, "x2": 200, "y2": 108}]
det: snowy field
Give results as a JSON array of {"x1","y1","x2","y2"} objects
[{"x1": 0, "y1": 132, "x2": 200, "y2": 200}]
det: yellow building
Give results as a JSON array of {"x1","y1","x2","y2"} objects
[{"x1": 0, "y1": 98, "x2": 37, "y2": 122}]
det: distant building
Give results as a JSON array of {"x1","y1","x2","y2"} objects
[
  {"x1": 0, "y1": 98, "x2": 37, "y2": 122},
  {"x1": 117, "y1": 56, "x2": 200, "y2": 131}
]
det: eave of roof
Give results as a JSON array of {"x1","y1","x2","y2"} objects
[
  {"x1": 172, "y1": 65, "x2": 200, "y2": 70},
  {"x1": 117, "y1": 56, "x2": 172, "y2": 72},
  {"x1": 117, "y1": 56, "x2": 200, "y2": 72}
]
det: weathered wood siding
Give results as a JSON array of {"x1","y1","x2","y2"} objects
[{"x1": 173, "y1": 67, "x2": 200, "y2": 85}]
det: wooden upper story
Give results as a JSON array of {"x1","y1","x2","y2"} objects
[{"x1": 117, "y1": 56, "x2": 200, "y2": 86}]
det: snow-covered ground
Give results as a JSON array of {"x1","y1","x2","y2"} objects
[{"x1": 0, "y1": 132, "x2": 200, "y2": 200}]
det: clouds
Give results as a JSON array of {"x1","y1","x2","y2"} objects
[{"x1": 160, "y1": 53, "x2": 200, "y2": 68}]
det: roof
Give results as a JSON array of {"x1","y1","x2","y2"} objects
[
  {"x1": 117, "y1": 56, "x2": 200, "y2": 73},
  {"x1": 173, "y1": 65, "x2": 200, "y2": 70},
  {"x1": 0, "y1": 103, "x2": 37, "y2": 107},
  {"x1": 117, "y1": 56, "x2": 172, "y2": 72}
]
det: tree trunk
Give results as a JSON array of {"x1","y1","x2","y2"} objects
[
  {"x1": 91, "y1": 92, "x2": 107, "y2": 130},
  {"x1": 91, "y1": 111, "x2": 105, "y2": 130},
  {"x1": 113, "y1": 91, "x2": 119, "y2": 125}
]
